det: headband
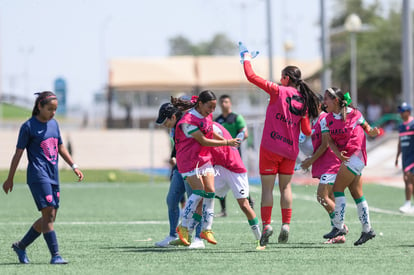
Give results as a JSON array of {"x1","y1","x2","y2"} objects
[{"x1": 326, "y1": 88, "x2": 352, "y2": 106}]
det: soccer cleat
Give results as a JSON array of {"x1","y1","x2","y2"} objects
[
  {"x1": 200, "y1": 230, "x2": 217, "y2": 245},
  {"x1": 188, "y1": 237, "x2": 205, "y2": 249},
  {"x1": 50, "y1": 255, "x2": 68, "y2": 264},
  {"x1": 215, "y1": 211, "x2": 227, "y2": 218},
  {"x1": 323, "y1": 226, "x2": 347, "y2": 239},
  {"x1": 259, "y1": 225, "x2": 273, "y2": 246},
  {"x1": 176, "y1": 225, "x2": 191, "y2": 246},
  {"x1": 399, "y1": 201, "x2": 412, "y2": 213},
  {"x1": 354, "y1": 230, "x2": 376, "y2": 246},
  {"x1": 324, "y1": 235, "x2": 346, "y2": 244},
  {"x1": 11, "y1": 242, "x2": 29, "y2": 264},
  {"x1": 169, "y1": 239, "x2": 186, "y2": 246},
  {"x1": 255, "y1": 240, "x2": 266, "y2": 250},
  {"x1": 154, "y1": 235, "x2": 178, "y2": 247},
  {"x1": 278, "y1": 224, "x2": 290, "y2": 244}
]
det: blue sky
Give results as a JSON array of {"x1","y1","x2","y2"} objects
[{"x1": 0, "y1": 0, "x2": 395, "y2": 109}]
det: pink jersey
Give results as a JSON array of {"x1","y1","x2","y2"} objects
[
  {"x1": 210, "y1": 122, "x2": 247, "y2": 173},
  {"x1": 322, "y1": 108, "x2": 367, "y2": 165},
  {"x1": 311, "y1": 112, "x2": 341, "y2": 178},
  {"x1": 175, "y1": 110, "x2": 213, "y2": 174},
  {"x1": 244, "y1": 61, "x2": 305, "y2": 160}
]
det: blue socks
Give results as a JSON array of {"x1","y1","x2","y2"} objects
[
  {"x1": 20, "y1": 226, "x2": 41, "y2": 249},
  {"x1": 43, "y1": 230, "x2": 59, "y2": 256}
]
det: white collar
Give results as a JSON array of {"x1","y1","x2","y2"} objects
[
  {"x1": 189, "y1": 108, "x2": 204, "y2": 119},
  {"x1": 332, "y1": 107, "x2": 352, "y2": 119}
]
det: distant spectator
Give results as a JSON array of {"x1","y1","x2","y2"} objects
[
  {"x1": 395, "y1": 102, "x2": 414, "y2": 214},
  {"x1": 366, "y1": 101, "x2": 382, "y2": 124}
]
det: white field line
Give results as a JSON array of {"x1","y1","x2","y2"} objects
[{"x1": 1, "y1": 184, "x2": 409, "y2": 227}]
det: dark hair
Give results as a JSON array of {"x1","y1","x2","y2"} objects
[
  {"x1": 198, "y1": 90, "x2": 217, "y2": 104},
  {"x1": 219, "y1": 94, "x2": 231, "y2": 102},
  {"x1": 171, "y1": 90, "x2": 217, "y2": 111},
  {"x1": 325, "y1": 87, "x2": 351, "y2": 122},
  {"x1": 32, "y1": 91, "x2": 58, "y2": 116},
  {"x1": 316, "y1": 93, "x2": 327, "y2": 114},
  {"x1": 282, "y1": 66, "x2": 319, "y2": 118}
]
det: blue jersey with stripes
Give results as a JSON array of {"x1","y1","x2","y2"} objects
[
  {"x1": 398, "y1": 117, "x2": 414, "y2": 171},
  {"x1": 17, "y1": 116, "x2": 63, "y2": 185}
]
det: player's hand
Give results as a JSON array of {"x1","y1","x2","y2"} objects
[
  {"x1": 227, "y1": 138, "x2": 241, "y2": 147},
  {"x1": 238, "y1": 42, "x2": 259, "y2": 64},
  {"x1": 3, "y1": 179, "x2": 13, "y2": 194},
  {"x1": 368, "y1": 127, "x2": 381, "y2": 137},
  {"x1": 301, "y1": 158, "x2": 312, "y2": 170},
  {"x1": 74, "y1": 168, "x2": 84, "y2": 182},
  {"x1": 339, "y1": 151, "x2": 350, "y2": 162}
]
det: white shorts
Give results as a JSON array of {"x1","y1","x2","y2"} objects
[
  {"x1": 344, "y1": 155, "x2": 365, "y2": 176},
  {"x1": 214, "y1": 165, "x2": 249, "y2": 200},
  {"x1": 181, "y1": 162, "x2": 215, "y2": 179},
  {"x1": 319, "y1": 173, "x2": 336, "y2": 185}
]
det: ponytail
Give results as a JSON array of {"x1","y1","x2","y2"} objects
[{"x1": 282, "y1": 66, "x2": 319, "y2": 118}]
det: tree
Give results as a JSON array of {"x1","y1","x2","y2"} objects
[
  {"x1": 329, "y1": 0, "x2": 402, "y2": 109},
  {"x1": 168, "y1": 33, "x2": 235, "y2": 56}
]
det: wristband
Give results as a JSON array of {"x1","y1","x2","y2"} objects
[{"x1": 71, "y1": 164, "x2": 79, "y2": 170}]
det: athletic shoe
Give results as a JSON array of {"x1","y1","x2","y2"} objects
[
  {"x1": 169, "y1": 239, "x2": 185, "y2": 246},
  {"x1": 255, "y1": 240, "x2": 266, "y2": 250},
  {"x1": 189, "y1": 237, "x2": 205, "y2": 249},
  {"x1": 399, "y1": 202, "x2": 412, "y2": 213},
  {"x1": 323, "y1": 226, "x2": 347, "y2": 239},
  {"x1": 176, "y1": 225, "x2": 191, "y2": 246},
  {"x1": 154, "y1": 235, "x2": 177, "y2": 247},
  {"x1": 278, "y1": 224, "x2": 290, "y2": 244},
  {"x1": 259, "y1": 225, "x2": 273, "y2": 246},
  {"x1": 324, "y1": 235, "x2": 346, "y2": 244},
  {"x1": 215, "y1": 211, "x2": 227, "y2": 217},
  {"x1": 50, "y1": 255, "x2": 68, "y2": 264},
  {"x1": 11, "y1": 242, "x2": 29, "y2": 264},
  {"x1": 200, "y1": 230, "x2": 217, "y2": 245},
  {"x1": 354, "y1": 230, "x2": 376, "y2": 246}
]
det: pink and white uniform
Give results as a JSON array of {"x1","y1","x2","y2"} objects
[
  {"x1": 311, "y1": 112, "x2": 341, "y2": 178},
  {"x1": 211, "y1": 122, "x2": 246, "y2": 174},
  {"x1": 321, "y1": 107, "x2": 367, "y2": 165},
  {"x1": 175, "y1": 108, "x2": 214, "y2": 174},
  {"x1": 211, "y1": 122, "x2": 249, "y2": 199}
]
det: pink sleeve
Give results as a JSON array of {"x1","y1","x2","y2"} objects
[{"x1": 243, "y1": 60, "x2": 279, "y2": 96}]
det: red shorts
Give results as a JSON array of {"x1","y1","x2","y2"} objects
[{"x1": 259, "y1": 146, "x2": 296, "y2": 175}]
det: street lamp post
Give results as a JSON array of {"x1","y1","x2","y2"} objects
[{"x1": 345, "y1": 14, "x2": 362, "y2": 107}]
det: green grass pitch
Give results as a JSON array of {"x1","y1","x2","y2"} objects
[{"x1": 0, "y1": 180, "x2": 413, "y2": 274}]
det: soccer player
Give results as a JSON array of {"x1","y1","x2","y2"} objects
[
  {"x1": 211, "y1": 122, "x2": 263, "y2": 250},
  {"x1": 300, "y1": 94, "x2": 345, "y2": 243},
  {"x1": 239, "y1": 42, "x2": 320, "y2": 246},
  {"x1": 167, "y1": 91, "x2": 240, "y2": 246},
  {"x1": 321, "y1": 87, "x2": 380, "y2": 246},
  {"x1": 215, "y1": 94, "x2": 254, "y2": 217},
  {"x1": 395, "y1": 102, "x2": 414, "y2": 213},
  {"x1": 154, "y1": 101, "x2": 201, "y2": 248},
  {"x1": 3, "y1": 91, "x2": 84, "y2": 264}
]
